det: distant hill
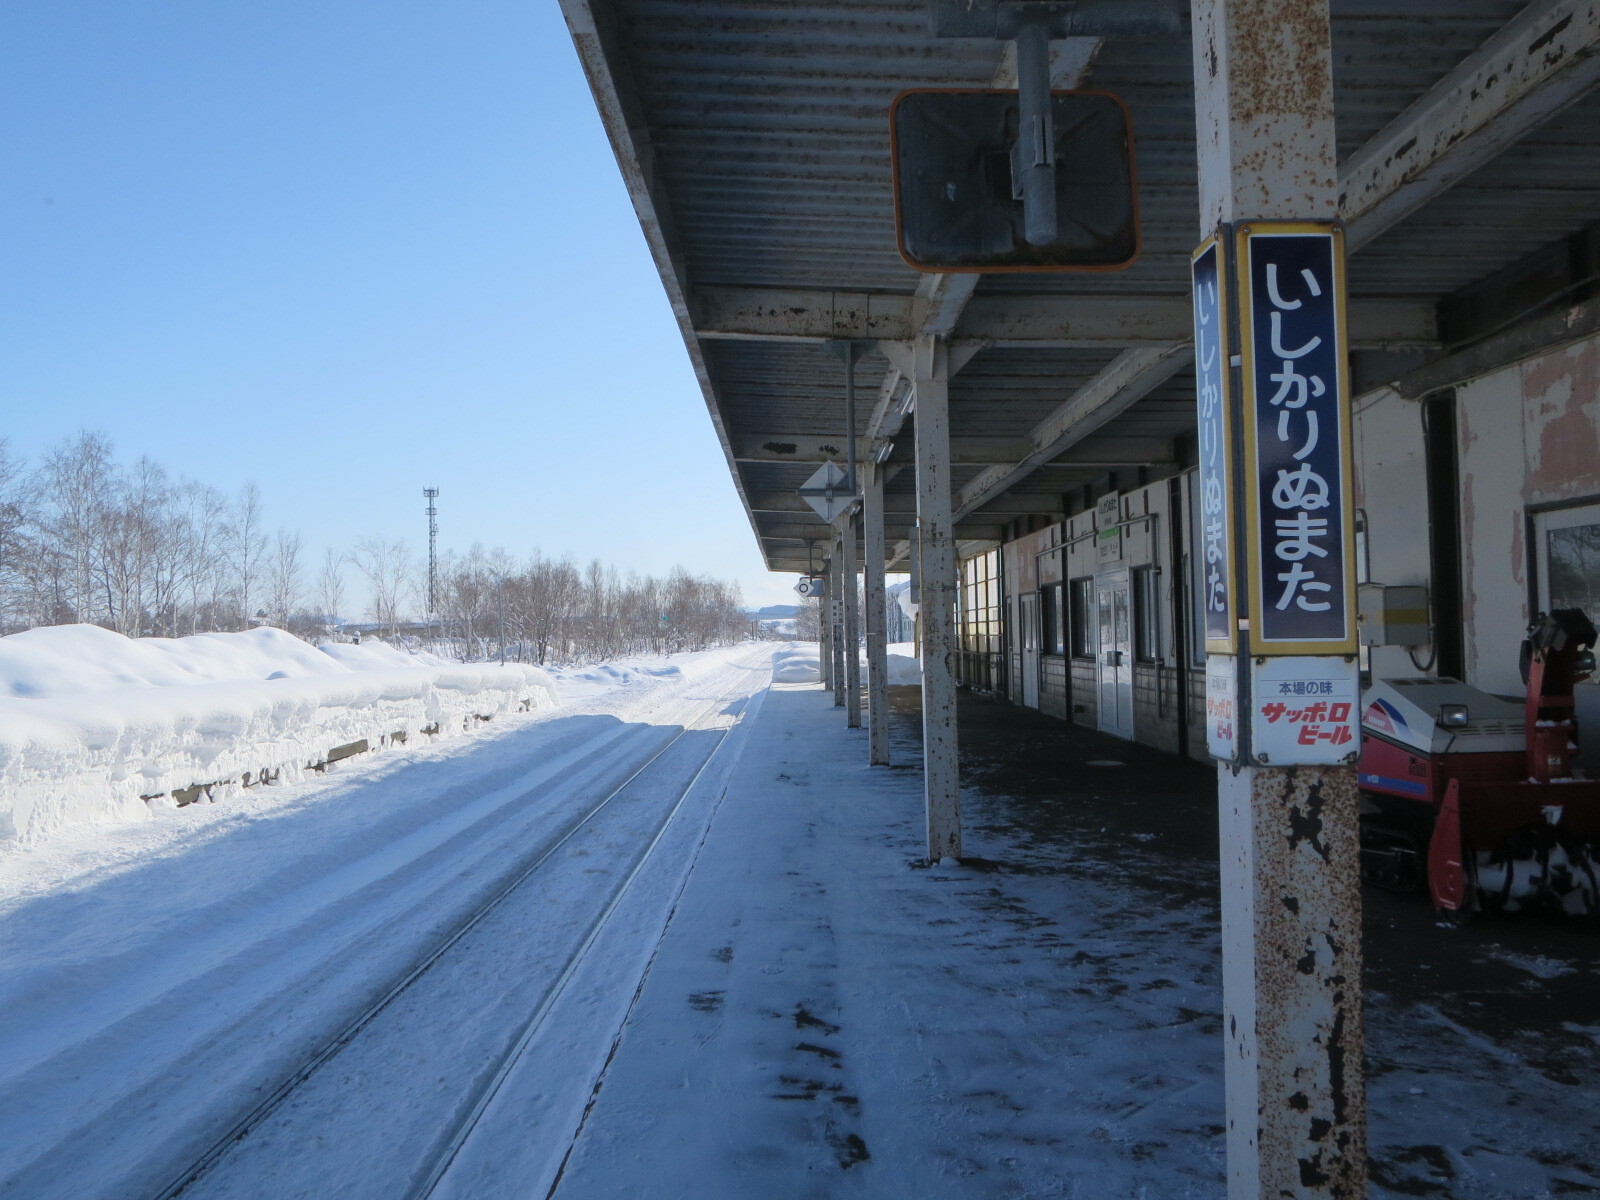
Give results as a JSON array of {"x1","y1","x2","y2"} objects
[{"x1": 751, "y1": 604, "x2": 800, "y2": 619}]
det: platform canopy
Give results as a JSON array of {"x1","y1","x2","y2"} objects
[{"x1": 562, "y1": 0, "x2": 1600, "y2": 574}]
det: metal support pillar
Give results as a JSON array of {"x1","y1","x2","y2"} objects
[
  {"x1": 841, "y1": 513, "x2": 862, "y2": 728},
  {"x1": 1192, "y1": 0, "x2": 1366, "y2": 1195},
  {"x1": 862, "y1": 462, "x2": 890, "y2": 765},
  {"x1": 818, "y1": 555, "x2": 834, "y2": 692},
  {"x1": 830, "y1": 541, "x2": 846, "y2": 708},
  {"x1": 912, "y1": 338, "x2": 961, "y2": 861}
]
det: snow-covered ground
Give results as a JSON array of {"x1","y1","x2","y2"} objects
[
  {"x1": 0, "y1": 625, "x2": 558, "y2": 847},
  {"x1": 0, "y1": 640, "x2": 771, "y2": 1199},
  {"x1": 4, "y1": 639, "x2": 1592, "y2": 1198}
]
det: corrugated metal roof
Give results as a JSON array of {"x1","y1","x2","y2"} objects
[{"x1": 567, "y1": 0, "x2": 1600, "y2": 571}]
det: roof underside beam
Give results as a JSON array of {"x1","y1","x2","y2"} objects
[
  {"x1": 731, "y1": 433, "x2": 1175, "y2": 466},
  {"x1": 750, "y1": 491, "x2": 1071, "y2": 516},
  {"x1": 1339, "y1": 0, "x2": 1600, "y2": 250},
  {"x1": 952, "y1": 346, "x2": 1194, "y2": 521},
  {"x1": 693, "y1": 287, "x2": 1438, "y2": 349},
  {"x1": 759, "y1": 519, "x2": 1006, "y2": 542}
]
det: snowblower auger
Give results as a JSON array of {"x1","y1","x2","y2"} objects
[{"x1": 1358, "y1": 608, "x2": 1600, "y2": 919}]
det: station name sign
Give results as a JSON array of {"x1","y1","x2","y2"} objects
[
  {"x1": 1238, "y1": 224, "x2": 1356, "y2": 656},
  {"x1": 1190, "y1": 223, "x2": 1360, "y2": 766},
  {"x1": 1190, "y1": 237, "x2": 1235, "y2": 654}
]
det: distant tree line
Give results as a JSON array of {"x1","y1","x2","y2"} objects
[
  {"x1": 0, "y1": 433, "x2": 753, "y2": 661},
  {"x1": 434, "y1": 545, "x2": 752, "y2": 664}
]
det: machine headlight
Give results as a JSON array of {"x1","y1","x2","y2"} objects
[{"x1": 1438, "y1": 703, "x2": 1470, "y2": 728}]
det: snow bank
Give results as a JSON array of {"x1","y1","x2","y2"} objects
[
  {"x1": 886, "y1": 641, "x2": 922, "y2": 685},
  {"x1": 772, "y1": 644, "x2": 820, "y2": 684},
  {"x1": 0, "y1": 626, "x2": 558, "y2": 847},
  {"x1": 552, "y1": 662, "x2": 682, "y2": 688},
  {"x1": 771, "y1": 642, "x2": 922, "y2": 686}
]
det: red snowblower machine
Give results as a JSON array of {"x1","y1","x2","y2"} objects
[{"x1": 1357, "y1": 608, "x2": 1600, "y2": 917}]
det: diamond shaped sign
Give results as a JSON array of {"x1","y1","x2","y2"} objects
[{"x1": 796, "y1": 461, "x2": 854, "y2": 522}]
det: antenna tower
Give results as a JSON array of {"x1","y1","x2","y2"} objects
[{"x1": 423, "y1": 487, "x2": 440, "y2": 617}]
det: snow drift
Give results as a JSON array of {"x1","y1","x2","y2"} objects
[
  {"x1": 771, "y1": 642, "x2": 921, "y2": 686},
  {"x1": 0, "y1": 626, "x2": 558, "y2": 847},
  {"x1": 886, "y1": 641, "x2": 922, "y2": 685},
  {"x1": 772, "y1": 644, "x2": 821, "y2": 684}
]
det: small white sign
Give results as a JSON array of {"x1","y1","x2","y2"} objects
[
  {"x1": 1249, "y1": 656, "x2": 1360, "y2": 765},
  {"x1": 1205, "y1": 655, "x2": 1238, "y2": 762},
  {"x1": 1095, "y1": 493, "x2": 1122, "y2": 563}
]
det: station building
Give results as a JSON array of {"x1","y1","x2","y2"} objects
[{"x1": 976, "y1": 272, "x2": 1600, "y2": 767}]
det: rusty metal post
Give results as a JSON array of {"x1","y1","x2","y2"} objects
[
  {"x1": 1217, "y1": 765, "x2": 1365, "y2": 1199},
  {"x1": 838, "y1": 534, "x2": 851, "y2": 704},
  {"x1": 1192, "y1": 0, "x2": 1367, "y2": 1196},
  {"x1": 841, "y1": 512, "x2": 862, "y2": 728},
  {"x1": 863, "y1": 463, "x2": 891, "y2": 765},
  {"x1": 818, "y1": 555, "x2": 834, "y2": 693},
  {"x1": 913, "y1": 337, "x2": 961, "y2": 861}
]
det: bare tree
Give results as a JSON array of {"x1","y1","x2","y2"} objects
[
  {"x1": 0, "y1": 434, "x2": 756, "y2": 656},
  {"x1": 0, "y1": 440, "x2": 39, "y2": 634},
  {"x1": 352, "y1": 537, "x2": 414, "y2": 637},
  {"x1": 225, "y1": 482, "x2": 268, "y2": 627},
  {"x1": 313, "y1": 547, "x2": 347, "y2": 630},
  {"x1": 266, "y1": 529, "x2": 304, "y2": 630}
]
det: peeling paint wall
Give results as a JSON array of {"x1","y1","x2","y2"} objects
[
  {"x1": 1459, "y1": 366, "x2": 1531, "y2": 695},
  {"x1": 1523, "y1": 337, "x2": 1600, "y2": 504},
  {"x1": 1457, "y1": 332, "x2": 1600, "y2": 696}
]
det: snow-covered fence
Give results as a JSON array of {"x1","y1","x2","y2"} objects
[{"x1": 0, "y1": 626, "x2": 558, "y2": 846}]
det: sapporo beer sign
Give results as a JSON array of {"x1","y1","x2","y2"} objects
[
  {"x1": 1190, "y1": 237, "x2": 1235, "y2": 653},
  {"x1": 1237, "y1": 224, "x2": 1356, "y2": 655}
]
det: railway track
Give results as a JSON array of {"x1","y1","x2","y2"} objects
[{"x1": 149, "y1": 662, "x2": 765, "y2": 1200}]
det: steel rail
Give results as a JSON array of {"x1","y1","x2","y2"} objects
[
  {"x1": 153, "y1": 665, "x2": 764, "y2": 1200},
  {"x1": 410, "y1": 685, "x2": 756, "y2": 1199}
]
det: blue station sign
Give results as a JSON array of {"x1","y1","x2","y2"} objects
[
  {"x1": 1190, "y1": 236, "x2": 1236, "y2": 653},
  {"x1": 1236, "y1": 224, "x2": 1357, "y2": 655}
]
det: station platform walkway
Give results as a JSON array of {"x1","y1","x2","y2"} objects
[{"x1": 544, "y1": 678, "x2": 1597, "y2": 1199}]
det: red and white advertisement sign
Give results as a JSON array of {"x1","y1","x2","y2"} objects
[
  {"x1": 1249, "y1": 656, "x2": 1360, "y2": 765},
  {"x1": 1205, "y1": 655, "x2": 1239, "y2": 763}
]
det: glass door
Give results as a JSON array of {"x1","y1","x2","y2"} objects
[
  {"x1": 1096, "y1": 570, "x2": 1133, "y2": 739},
  {"x1": 1019, "y1": 592, "x2": 1041, "y2": 708}
]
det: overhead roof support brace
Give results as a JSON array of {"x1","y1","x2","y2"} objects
[{"x1": 828, "y1": 340, "x2": 871, "y2": 496}]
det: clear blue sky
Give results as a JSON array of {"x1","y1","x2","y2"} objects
[{"x1": 0, "y1": 2, "x2": 798, "y2": 610}]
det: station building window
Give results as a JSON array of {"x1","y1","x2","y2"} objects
[
  {"x1": 957, "y1": 550, "x2": 1002, "y2": 690},
  {"x1": 1133, "y1": 565, "x2": 1160, "y2": 662},
  {"x1": 1042, "y1": 583, "x2": 1066, "y2": 655},
  {"x1": 1069, "y1": 577, "x2": 1095, "y2": 658}
]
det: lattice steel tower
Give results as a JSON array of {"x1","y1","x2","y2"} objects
[{"x1": 423, "y1": 487, "x2": 440, "y2": 617}]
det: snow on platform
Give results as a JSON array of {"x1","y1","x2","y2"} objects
[
  {"x1": 522, "y1": 678, "x2": 1232, "y2": 1198},
  {"x1": 518, "y1": 679, "x2": 1600, "y2": 1199},
  {"x1": 771, "y1": 640, "x2": 922, "y2": 685}
]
